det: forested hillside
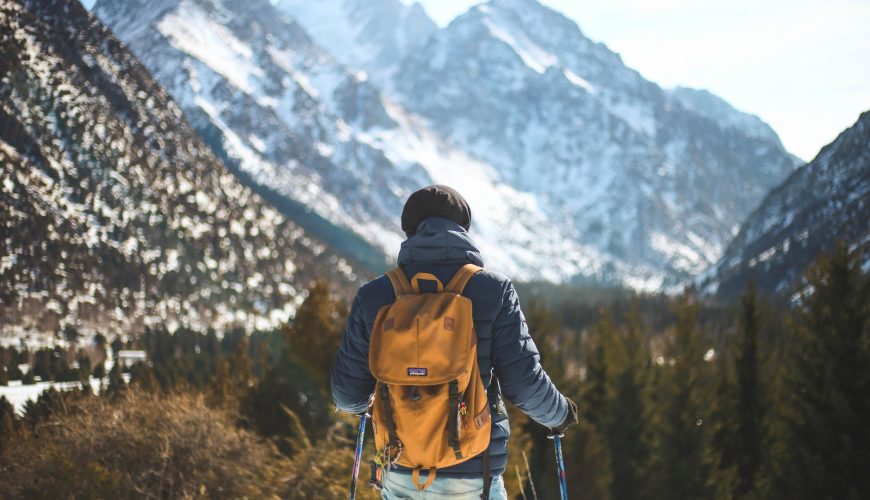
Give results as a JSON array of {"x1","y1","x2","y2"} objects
[
  {"x1": 0, "y1": 0, "x2": 358, "y2": 342},
  {"x1": 2, "y1": 246, "x2": 867, "y2": 499}
]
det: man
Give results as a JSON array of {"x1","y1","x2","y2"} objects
[{"x1": 332, "y1": 185, "x2": 578, "y2": 499}]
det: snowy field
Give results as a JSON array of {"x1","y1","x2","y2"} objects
[{"x1": 0, "y1": 372, "x2": 131, "y2": 415}]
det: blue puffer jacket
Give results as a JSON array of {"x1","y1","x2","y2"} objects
[{"x1": 331, "y1": 217, "x2": 568, "y2": 478}]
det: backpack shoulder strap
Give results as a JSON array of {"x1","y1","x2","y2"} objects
[
  {"x1": 445, "y1": 264, "x2": 483, "y2": 294},
  {"x1": 385, "y1": 267, "x2": 413, "y2": 296}
]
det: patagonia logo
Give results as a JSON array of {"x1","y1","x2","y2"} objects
[{"x1": 407, "y1": 367, "x2": 428, "y2": 376}]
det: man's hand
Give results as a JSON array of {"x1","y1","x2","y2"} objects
[{"x1": 550, "y1": 397, "x2": 579, "y2": 435}]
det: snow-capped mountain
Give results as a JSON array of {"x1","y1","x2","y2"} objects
[
  {"x1": 94, "y1": 0, "x2": 629, "y2": 284},
  {"x1": 667, "y1": 87, "x2": 790, "y2": 146},
  {"x1": 702, "y1": 111, "x2": 870, "y2": 298},
  {"x1": 381, "y1": 0, "x2": 799, "y2": 288},
  {"x1": 275, "y1": 0, "x2": 437, "y2": 87},
  {"x1": 0, "y1": 0, "x2": 357, "y2": 341}
]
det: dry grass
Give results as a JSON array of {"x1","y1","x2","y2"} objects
[{"x1": 0, "y1": 391, "x2": 294, "y2": 499}]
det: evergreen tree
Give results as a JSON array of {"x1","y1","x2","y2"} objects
[
  {"x1": 652, "y1": 293, "x2": 722, "y2": 499},
  {"x1": 242, "y1": 361, "x2": 331, "y2": 457},
  {"x1": 129, "y1": 362, "x2": 159, "y2": 393},
  {"x1": 207, "y1": 336, "x2": 253, "y2": 410},
  {"x1": 774, "y1": 245, "x2": 870, "y2": 499},
  {"x1": 284, "y1": 281, "x2": 346, "y2": 388},
  {"x1": 525, "y1": 300, "x2": 566, "y2": 386},
  {"x1": 582, "y1": 310, "x2": 616, "y2": 430},
  {"x1": 77, "y1": 353, "x2": 92, "y2": 383},
  {"x1": 732, "y1": 283, "x2": 767, "y2": 498},
  {"x1": 0, "y1": 396, "x2": 15, "y2": 453},
  {"x1": 105, "y1": 359, "x2": 125, "y2": 398},
  {"x1": 607, "y1": 307, "x2": 654, "y2": 500}
]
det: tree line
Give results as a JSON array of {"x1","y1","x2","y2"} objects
[
  {"x1": 0, "y1": 246, "x2": 867, "y2": 499},
  {"x1": 519, "y1": 244, "x2": 869, "y2": 499}
]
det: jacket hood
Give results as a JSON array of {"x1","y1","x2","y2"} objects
[{"x1": 397, "y1": 217, "x2": 485, "y2": 267}]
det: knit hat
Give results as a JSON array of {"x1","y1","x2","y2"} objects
[{"x1": 401, "y1": 185, "x2": 472, "y2": 237}]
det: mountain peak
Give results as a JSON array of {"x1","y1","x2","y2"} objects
[
  {"x1": 668, "y1": 86, "x2": 785, "y2": 145},
  {"x1": 276, "y1": 0, "x2": 437, "y2": 84}
]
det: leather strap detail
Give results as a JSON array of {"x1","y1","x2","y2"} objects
[
  {"x1": 412, "y1": 467, "x2": 437, "y2": 490},
  {"x1": 445, "y1": 264, "x2": 483, "y2": 294},
  {"x1": 410, "y1": 272, "x2": 444, "y2": 293},
  {"x1": 386, "y1": 267, "x2": 413, "y2": 296}
]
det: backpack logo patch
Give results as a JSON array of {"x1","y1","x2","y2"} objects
[
  {"x1": 444, "y1": 317, "x2": 455, "y2": 331},
  {"x1": 407, "y1": 367, "x2": 428, "y2": 376},
  {"x1": 383, "y1": 318, "x2": 395, "y2": 331}
]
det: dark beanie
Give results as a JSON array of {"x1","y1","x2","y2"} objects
[{"x1": 401, "y1": 185, "x2": 472, "y2": 237}]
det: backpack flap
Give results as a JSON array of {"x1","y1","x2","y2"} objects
[{"x1": 369, "y1": 292, "x2": 475, "y2": 385}]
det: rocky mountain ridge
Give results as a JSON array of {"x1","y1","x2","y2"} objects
[
  {"x1": 0, "y1": 0, "x2": 357, "y2": 341},
  {"x1": 95, "y1": 0, "x2": 626, "y2": 284},
  {"x1": 702, "y1": 110, "x2": 870, "y2": 298}
]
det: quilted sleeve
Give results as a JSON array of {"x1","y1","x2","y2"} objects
[
  {"x1": 490, "y1": 279, "x2": 568, "y2": 428},
  {"x1": 330, "y1": 291, "x2": 376, "y2": 414}
]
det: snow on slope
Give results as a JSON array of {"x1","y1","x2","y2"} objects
[
  {"x1": 702, "y1": 110, "x2": 870, "y2": 298},
  {"x1": 1, "y1": 0, "x2": 358, "y2": 341},
  {"x1": 94, "y1": 0, "x2": 628, "y2": 283},
  {"x1": 668, "y1": 87, "x2": 787, "y2": 146},
  {"x1": 388, "y1": 0, "x2": 798, "y2": 287},
  {"x1": 275, "y1": 0, "x2": 437, "y2": 87}
]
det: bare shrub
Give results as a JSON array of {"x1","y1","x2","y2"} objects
[{"x1": 0, "y1": 391, "x2": 293, "y2": 499}]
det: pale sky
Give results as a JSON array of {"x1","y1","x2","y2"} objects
[{"x1": 405, "y1": 0, "x2": 870, "y2": 161}]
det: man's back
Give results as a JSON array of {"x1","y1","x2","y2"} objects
[
  {"x1": 332, "y1": 185, "x2": 575, "y2": 498},
  {"x1": 332, "y1": 216, "x2": 569, "y2": 479}
]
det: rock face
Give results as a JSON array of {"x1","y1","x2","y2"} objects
[
  {"x1": 0, "y1": 0, "x2": 358, "y2": 340},
  {"x1": 94, "y1": 0, "x2": 618, "y2": 284},
  {"x1": 95, "y1": 0, "x2": 799, "y2": 289},
  {"x1": 703, "y1": 111, "x2": 870, "y2": 298},
  {"x1": 385, "y1": 0, "x2": 799, "y2": 288}
]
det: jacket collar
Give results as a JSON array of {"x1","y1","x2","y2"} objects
[{"x1": 397, "y1": 217, "x2": 485, "y2": 267}]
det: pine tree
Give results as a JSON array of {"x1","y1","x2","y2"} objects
[
  {"x1": 284, "y1": 281, "x2": 346, "y2": 389},
  {"x1": 207, "y1": 336, "x2": 253, "y2": 410},
  {"x1": 731, "y1": 282, "x2": 766, "y2": 498},
  {"x1": 607, "y1": 307, "x2": 654, "y2": 500},
  {"x1": 525, "y1": 300, "x2": 566, "y2": 385},
  {"x1": 105, "y1": 359, "x2": 125, "y2": 398},
  {"x1": 0, "y1": 395, "x2": 15, "y2": 453},
  {"x1": 774, "y1": 245, "x2": 870, "y2": 498},
  {"x1": 129, "y1": 362, "x2": 159, "y2": 393},
  {"x1": 582, "y1": 309, "x2": 616, "y2": 430},
  {"x1": 652, "y1": 293, "x2": 721, "y2": 499},
  {"x1": 522, "y1": 302, "x2": 610, "y2": 499}
]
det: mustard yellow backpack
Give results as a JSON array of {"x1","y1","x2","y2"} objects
[{"x1": 368, "y1": 263, "x2": 491, "y2": 490}]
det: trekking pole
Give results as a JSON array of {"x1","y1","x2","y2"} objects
[
  {"x1": 349, "y1": 412, "x2": 369, "y2": 500},
  {"x1": 548, "y1": 431, "x2": 568, "y2": 500}
]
